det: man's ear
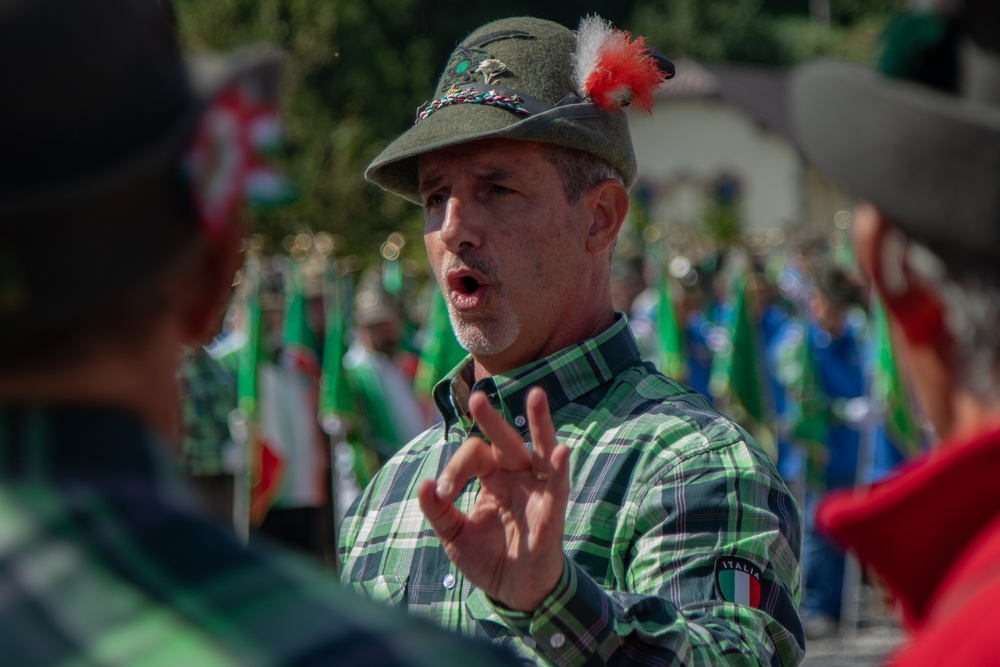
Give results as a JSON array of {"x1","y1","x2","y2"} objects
[
  {"x1": 853, "y1": 203, "x2": 948, "y2": 348},
  {"x1": 851, "y1": 203, "x2": 882, "y2": 291},
  {"x1": 178, "y1": 217, "x2": 246, "y2": 346},
  {"x1": 854, "y1": 202, "x2": 957, "y2": 437},
  {"x1": 584, "y1": 179, "x2": 630, "y2": 256}
]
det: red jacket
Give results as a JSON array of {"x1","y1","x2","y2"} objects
[{"x1": 817, "y1": 420, "x2": 1000, "y2": 666}]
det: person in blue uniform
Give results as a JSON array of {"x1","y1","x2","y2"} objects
[{"x1": 774, "y1": 262, "x2": 865, "y2": 638}]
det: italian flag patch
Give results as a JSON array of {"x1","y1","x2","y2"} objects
[{"x1": 715, "y1": 556, "x2": 763, "y2": 608}]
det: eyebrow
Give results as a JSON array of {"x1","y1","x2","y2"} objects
[
  {"x1": 419, "y1": 166, "x2": 519, "y2": 195},
  {"x1": 479, "y1": 167, "x2": 518, "y2": 183},
  {"x1": 418, "y1": 174, "x2": 443, "y2": 196}
]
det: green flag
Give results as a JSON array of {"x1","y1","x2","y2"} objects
[
  {"x1": 382, "y1": 257, "x2": 403, "y2": 296},
  {"x1": 282, "y1": 258, "x2": 320, "y2": 378},
  {"x1": 343, "y1": 356, "x2": 407, "y2": 459},
  {"x1": 655, "y1": 257, "x2": 686, "y2": 380},
  {"x1": 236, "y1": 255, "x2": 262, "y2": 419},
  {"x1": 414, "y1": 287, "x2": 467, "y2": 397},
  {"x1": 727, "y1": 275, "x2": 768, "y2": 423},
  {"x1": 772, "y1": 315, "x2": 830, "y2": 489},
  {"x1": 870, "y1": 294, "x2": 923, "y2": 458},
  {"x1": 712, "y1": 273, "x2": 776, "y2": 459},
  {"x1": 318, "y1": 267, "x2": 356, "y2": 432},
  {"x1": 832, "y1": 229, "x2": 855, "y2": 270},
  {"x1": 792, "y1": 327, "x2": 830, "y2": 487}
]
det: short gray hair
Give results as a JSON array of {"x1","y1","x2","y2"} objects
[{"x1": 545, "y1": 144, "x2": 621, "y2": 204}]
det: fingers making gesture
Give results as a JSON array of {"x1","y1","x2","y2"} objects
[{"x1": 417, "y1": 386, "x2": 571, "y2": 612}]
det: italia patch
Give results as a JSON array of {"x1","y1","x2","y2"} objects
[{"x1": 715, "y1": 556, "x2": 763, "y2": 608}]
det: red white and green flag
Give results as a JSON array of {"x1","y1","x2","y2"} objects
[
  {"x1": 234, "y1": 255, "x2": 284, "y2": 528},
  {"x1": 715, "y1": 556, "x2": 763, "y2": 608}
]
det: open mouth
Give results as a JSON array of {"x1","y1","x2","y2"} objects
[
  {"x1": 459, "y1": 275, "x2": 480, "y2": 294},
  {"x1": 446, "y1": 269, "x2": 490, "y2": 312}
]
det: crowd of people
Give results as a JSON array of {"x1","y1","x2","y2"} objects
[{"x1": 3, "y1": 0, "x2": 1000, "y2": 665}]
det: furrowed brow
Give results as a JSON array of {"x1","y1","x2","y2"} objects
[
  {"x1": 479, "y1": 167, "x2": 517, "y2": 183},
  {"x1": 418, "y1": 174, "x2": 444, "y2": 197}
]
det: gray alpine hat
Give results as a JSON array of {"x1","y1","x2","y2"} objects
[{"x1": 791, "y1": 0, "x2": 1000, "y2": 260}]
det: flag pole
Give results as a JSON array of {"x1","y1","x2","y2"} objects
[
  {"x1": 232, "y1": 247, "x2": 263, "y2": 545},
  {"x1": 318, "y1": 258, "x2": 355, "y2": 571}
]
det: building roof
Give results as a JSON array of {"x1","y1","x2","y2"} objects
[{"x1": 656, "y1": 58, "x2": 795, "y2": 143}]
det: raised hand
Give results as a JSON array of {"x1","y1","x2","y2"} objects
[{"x1": 417, "y1": 386, "x2": 571, "y2": 612}]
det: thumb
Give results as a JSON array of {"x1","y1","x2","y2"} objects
[{"x1": 417, "y1": 478, "x2": 465, "y2": 543}]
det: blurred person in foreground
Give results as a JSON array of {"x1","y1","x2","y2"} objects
[
  {"x1": 340, "y1": 15, "x2": 804, "y2": 666},
  {"x1": 0, "y1": 1, "x2": 520, "y2": 665},
  {"x1": 792, "y1": 0, "x2": 1000, "y2": 662}
]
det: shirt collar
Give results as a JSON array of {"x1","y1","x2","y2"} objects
[{"x1": 432, "y1": 314, "x2": 641, "y2": 438}]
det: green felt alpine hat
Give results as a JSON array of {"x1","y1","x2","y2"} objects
[
  {"x1": 366, "y1": 16, "x2": 674, "y2": 204},
  {"x1": 791, "y1": 0, "x2": 1000, "y2": 260}
]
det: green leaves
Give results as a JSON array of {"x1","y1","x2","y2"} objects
[{"x1": 629, "y1": 0, "x2": 893, "y2": 66}]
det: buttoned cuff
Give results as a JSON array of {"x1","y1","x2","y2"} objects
[{"x1": 490, "y1": 555, "x2": 616, "y2": 666}]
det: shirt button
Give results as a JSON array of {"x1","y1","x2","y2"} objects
[
  {"x1": 442, "y1": 573, "x2": 456, "y2": 589},
  {"x1": 514, "y1": 415, "x2": 526, "y2": 427},
  {"x1": 549, "y1": 633, "x2": 565, "y2": 649},
  {"x1": 523, "y1": 637, "x2": 537, "y2": 649}
]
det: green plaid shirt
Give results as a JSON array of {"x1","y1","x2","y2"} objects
[
  {"x1": 0, "y1": 404, "x2": 518, "y2": 667},
  {"x1": 340, "y1": 316, "x2": 804, "y2": 666}
]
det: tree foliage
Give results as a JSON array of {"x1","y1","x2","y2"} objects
[{"x1": 630, "y1": 0, "x2": 903, "y2": 67}]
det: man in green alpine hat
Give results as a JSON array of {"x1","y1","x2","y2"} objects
[{"x1": 341, "y1": 15, "x2": 805, "y2": 666}]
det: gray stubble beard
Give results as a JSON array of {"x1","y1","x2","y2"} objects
[
  {"x1": 447, "y1": 300, "x2": 521, "y2": 357},
  {"x1": 438, "y1": 254, "x2": 521, "y2": 357}
]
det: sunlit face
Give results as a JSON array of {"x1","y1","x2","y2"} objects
[{"x1": 418, "y1": 139, "x2": 590, "y2": 374}]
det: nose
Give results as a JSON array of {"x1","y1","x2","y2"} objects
[{"x1": 439, "y1": 196, "x2": 482, "y2": 253}]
